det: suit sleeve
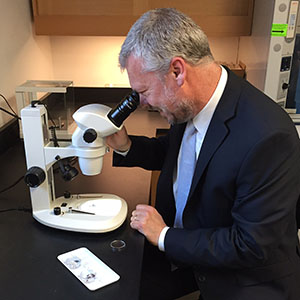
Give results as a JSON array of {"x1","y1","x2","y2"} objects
[
  {"x1": 113, "y1": 134, "x2": 170, "y2": 171},
  {"x1": 164, "y1": 130, "x2": 300, "y2": 269}
]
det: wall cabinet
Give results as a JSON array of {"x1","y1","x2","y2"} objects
[{"x1": 32, "y1": 0, "x2": 254, "y2": 36}]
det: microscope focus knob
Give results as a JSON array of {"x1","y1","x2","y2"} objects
[
  {"x1": 83, "y1": 128, "x2": 97, "y2": 143},
  {"x1": 64, "y1": 191, "x2": 71, "y2": 199},
  {"x1": 24, "y1": 166, "x2": 46, "y2": 188},
  {"x1": 53, "y1": 207, "x2": 61, "y2": 215},
  {"x1": 282, "y1": 82, "x2": 289, "y2": 90}
]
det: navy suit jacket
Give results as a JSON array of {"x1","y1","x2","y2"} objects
[{"x1": 114, "y1": 70, "x2": 300, "y2": 299}]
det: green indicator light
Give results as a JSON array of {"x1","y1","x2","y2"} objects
[{"x1": 271, "y1": 24, "x2": 288, "y2": 36}]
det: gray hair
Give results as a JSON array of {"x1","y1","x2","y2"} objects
[{"x1": 119, "y1": 8, "x2": 214, "y2": 74}]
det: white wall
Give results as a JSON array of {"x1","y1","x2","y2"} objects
[
  {"x1": 0, "y1": 0, "x2": 53, "y2": 128},
  {"x1": 50, "y1": 36, "x2": 129, "y2": 87},
  {"x1": 49, "y1": 36, "x2": 240, "y2": 87}
]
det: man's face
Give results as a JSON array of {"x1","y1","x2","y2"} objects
[{"x1": 126, "y1": 55, "x2": 194, "y2": 124}]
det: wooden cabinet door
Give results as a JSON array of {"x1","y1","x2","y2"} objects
[{"x1": 32, "y1": 0, "x2": 254, "y2": 36}]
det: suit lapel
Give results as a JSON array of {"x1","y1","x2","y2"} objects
[
  {"x1": 170, "y1": 123, "x2": 186, "y2": 165},
  {"x1": 189, "y1": 113, "x2": 229, "y2": 196},
  {"x1": 189, "y1": 69, "x2": 242, "y2": 197}
]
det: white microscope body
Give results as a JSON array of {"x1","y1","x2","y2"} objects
[{"x1": 21, "y1": 93, "x2": 138, "y2": 233}]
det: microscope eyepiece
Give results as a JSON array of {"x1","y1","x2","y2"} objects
[{"x1": 107, "y1": 91, "x2": 140, "y2": 127}]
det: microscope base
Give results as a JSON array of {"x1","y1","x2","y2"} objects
[{"x1": 32, "y1": 194, "x2": 128, "y2": 233}]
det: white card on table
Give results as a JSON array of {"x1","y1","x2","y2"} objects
[{"x1": 57, "y1": 247, "x2": 120, "y2": 291}]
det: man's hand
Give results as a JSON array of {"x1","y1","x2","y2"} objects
[
  {"x1": 130, "y1": 204, "x2": 167, "y2": 246},
  {"x1": 105, "y1": 126, "x2": 131, "y2": 152}
]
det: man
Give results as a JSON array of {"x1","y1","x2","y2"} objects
[{"x1": 106, "y1": 8, "x2": 300, "y2": 300}]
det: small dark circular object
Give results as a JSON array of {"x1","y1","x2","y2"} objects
[
  {"x1": 110, "y1": 240, "x2": 126, "y2": 252},
  {"x1": 64, "y1": 191, "x2": 71, "y2": 199},
  {"x1": 24, "y1": 166, "x2": 46, "y2": 188},
  {"x1": 53, "y1": 207, "x2": 61, "y2": 215},
  {"x1": 62, "y1": 166, "x2": 78, "y2": 181},
  {"x1": 282, "y1": 82, "x2": 289, "y2": 90},
  {"x1": 83, "y1": 128, "x2": 97, "y2": 143}
]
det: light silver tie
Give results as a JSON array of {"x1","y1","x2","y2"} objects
[{"x1": 174, "y1": 122, "x2": 197, "y2": 228}]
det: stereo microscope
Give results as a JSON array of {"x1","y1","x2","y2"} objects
[{"x1": 21, "y1": 91, "x2": 139, "y2": 233}]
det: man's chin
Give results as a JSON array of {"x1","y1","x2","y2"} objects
[
  {"x1": 159, "y1": 110, "x2": 188, "y2": 125},
  {"x1": 159, "y1": 111, "x2": 173, "y2": 123}
]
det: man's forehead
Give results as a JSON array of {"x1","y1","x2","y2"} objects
[
  {"x1": 126, "y1": 54, "x2": 142, "y2": 69},
  {"x1": 126, "y1": 55, "x2": 151, "y2": 90}
]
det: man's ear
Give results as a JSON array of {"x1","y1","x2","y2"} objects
[{"x1": 170, "y1": 57, "x2": 186, "y2": 87}]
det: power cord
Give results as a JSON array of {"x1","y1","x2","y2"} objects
[
  {"x1": 0, "y1": 94, "x2": 27, "y2": 212},
  {"x1": 0, "y1": 93, "x2": 20, "y2": 120},
  {"x1": 0, "y1": 208, "x2": 31, "y2": 213},
  {"x1": 0, "y1": 95, "x2": 58, "y2": 128},
  {"x1": 0, "y1": 175, "x2": 24, "y2": 193},
  {"x1": 0, "y1": 175, "x2": 31, "y2": 214}
]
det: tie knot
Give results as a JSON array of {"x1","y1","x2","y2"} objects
[{"x1": 184, "y1": 121, "x2": 197, "y2": 138}]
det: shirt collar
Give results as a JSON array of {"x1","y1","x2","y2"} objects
[{"x1": 192, "y1": 65, "x2": 228, "y2": 132}]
